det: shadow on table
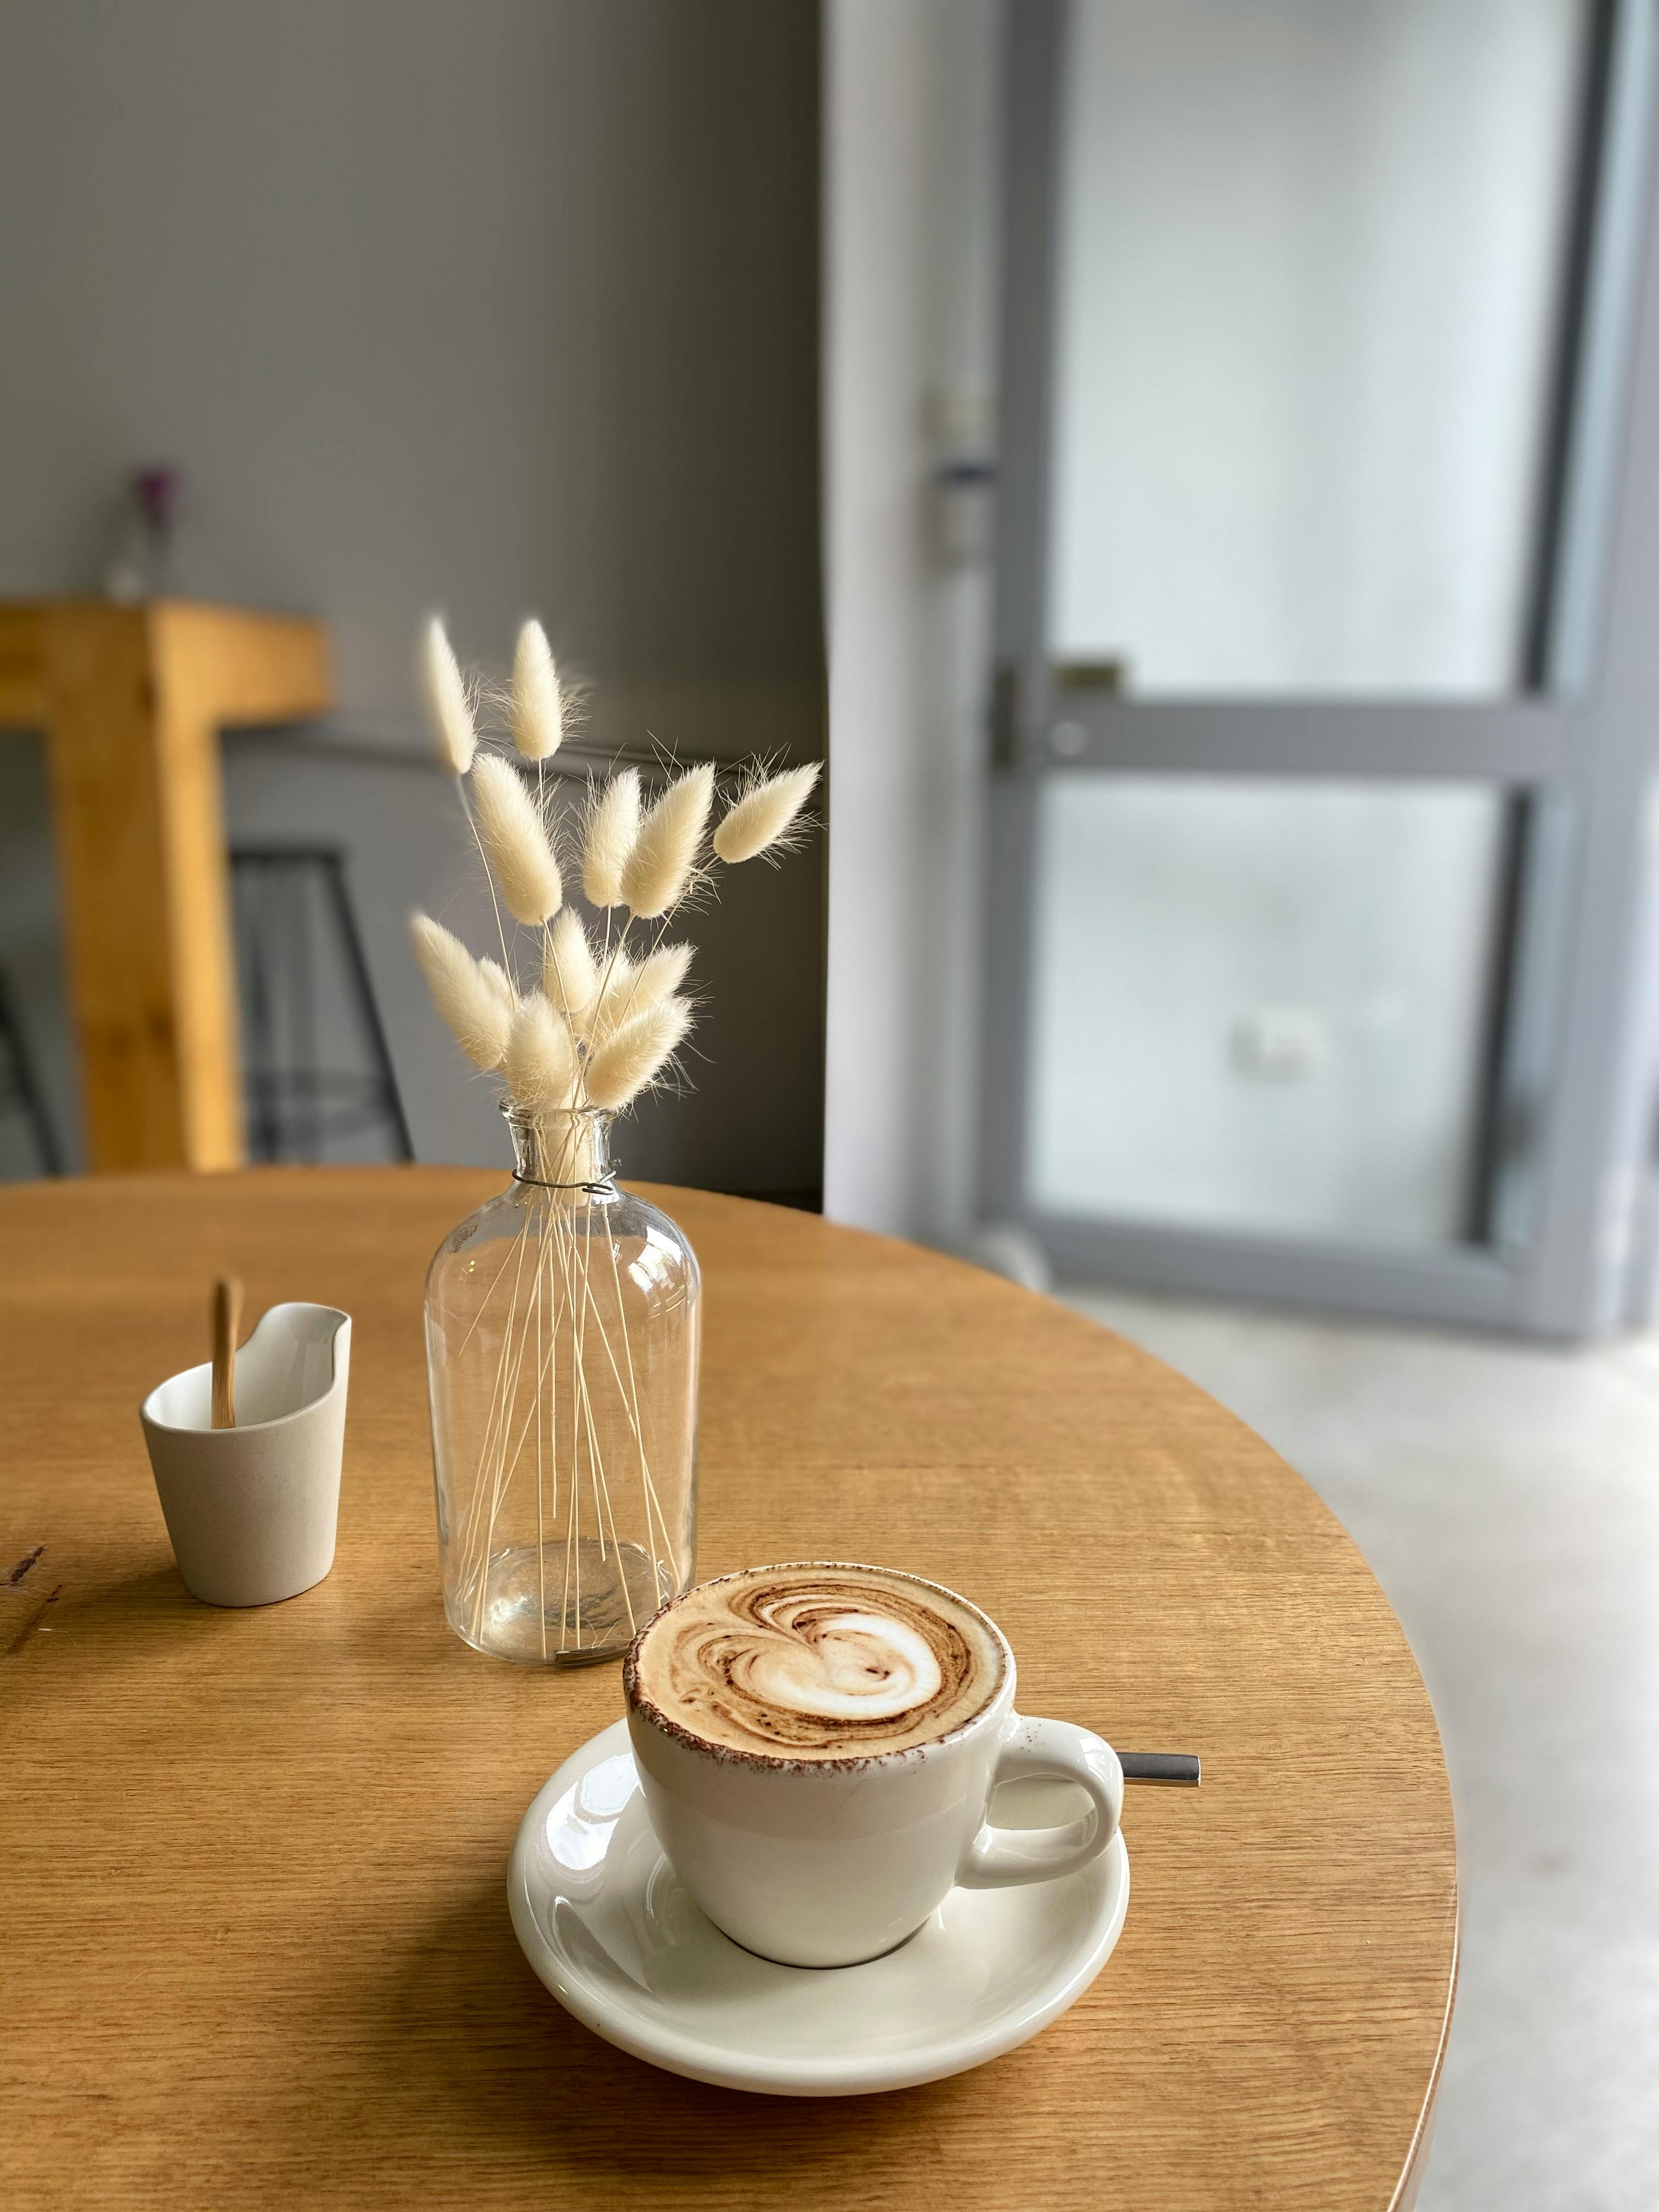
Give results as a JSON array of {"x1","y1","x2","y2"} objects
[
  {"x1": 2, "y1": 1551, "x2": 198, "y2": 1662},
  {"x1": 18, "y1": 1535, "x2": 452, "y2": 1670},
  {"x1": 367, "y1": 1871, "x2": 985, "y2": 2183}
]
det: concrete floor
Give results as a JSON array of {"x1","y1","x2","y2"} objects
[{"x1": 1063, "y1": 1287, "x2": 1659, "y2": 2212}]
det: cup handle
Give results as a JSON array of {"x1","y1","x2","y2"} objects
[{"x1": 956, "y1": 1714, "x2": 1124, "y2": 1888}]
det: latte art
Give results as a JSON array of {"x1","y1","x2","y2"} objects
[{"x1": 626, "y1": 1564, "x2": 1005, "y2": 1759}]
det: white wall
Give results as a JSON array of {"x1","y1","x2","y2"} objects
[
  {"x1": 0, "y1": 0, "x2": 826, "y2": 1190},
  {"x1": 821, "y1": 0, "x2": 1001, "y2": 1242}
]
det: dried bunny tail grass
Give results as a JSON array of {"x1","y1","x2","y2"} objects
[
  {"x1": 539, "y1": 1109, "x2": 597, "y2": 1186},
  {"x1": 409, "y1": 912, "x2": 512, "y2": 1070},
  {"x1": 476, "y1": 956, "x2": 517, "y2": 1025},
  {"x1": 620, "y1": 763, "x2": 715, "y2": 918},
  {"x1": 511, "y1": 618, "x2": 564, "y2": 761},
  {"x1": 503, "y1": 992, "x2": 576, "y2": 1113},
  {"x1": 472, "y1": 753, "x2": 562, "y2": 926},
  {"x1": 543, "y1": 907, "x2": 599, "y2": 1015},
  {"x1": 629, "y1": 940, "x2": 694, "y2": 1016},
  {"x1": 713, "y1": 762, "x2": 821, "y2": 865},
  {"x1": 580, "y1": 950, "x2": 637, "y2": 1045},
  {"x1": 586, "y1": 943, "x2": 693, "y2": 1046},
  {"x1": 583, "y1": 768, "x2": 641, "y2": 907},
  {"x1": 584, "y1": 995, "x2": 693, "y2": 1111},
  {"x1": 421, "y1": 617, "x2": 477, "y2": 776}
]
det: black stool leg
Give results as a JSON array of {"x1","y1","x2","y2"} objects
[
  {"x1": 0, "y1": 972, "x2": 63, "y2": 1176},
  {"x1": 287, "y1": 860, "x2": 319, "y2": 1163},
  {"x1": 238, "y1": 867, "x2": 281, "y2": 1164},
  {"x1": 230, "y1": 845, "x2": 414, "y2": 1165},
  {"x1": 322, "y1": 856, "x2": 414, "y2": 1164}
]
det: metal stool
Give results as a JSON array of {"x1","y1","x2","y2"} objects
[
  {"x1": 230, "y1": 847, "x2": 413, "y2": 1164},
  {"x1": 0, "y1": 969, "x2": 62, "y2": 1175}
]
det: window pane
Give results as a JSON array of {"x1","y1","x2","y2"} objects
[
  {"x1": 1028, "y1": 776, "x2": 1509, "y2": 1244},
  {"x1": 1049, "y1": 0, "x2": 1589, "y2": 695}
]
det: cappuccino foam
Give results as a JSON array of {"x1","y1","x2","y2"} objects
[{"x1": 627, "y1": 1564, "x2": 1005, "y2": 1760}]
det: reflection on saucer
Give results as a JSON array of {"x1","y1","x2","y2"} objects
[{"x1": 544, "y1": 1752, "x2": 639, "y2": 1879}]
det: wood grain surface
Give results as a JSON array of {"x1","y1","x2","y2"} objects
[{"x1": 0, "y1": 1171, "x2": 1457, "y2": 2212}]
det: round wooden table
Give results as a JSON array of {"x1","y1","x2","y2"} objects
[{"x1": 0, "y1": 1171, "x2": 1455, "y2": 2212}]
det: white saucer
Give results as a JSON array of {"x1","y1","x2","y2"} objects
[{"x1": 507, "y1": 1718, "x2": 1130, "y2": 2097}]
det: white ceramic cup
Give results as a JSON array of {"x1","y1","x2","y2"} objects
[
  {"x1": 139, "y1": 1302, "x2": 351, "y2": 1608},
  {"x1": 623, "y1": 1564, "x2": 1124, "y2": 1968}
]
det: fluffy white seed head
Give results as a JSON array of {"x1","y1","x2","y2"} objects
[
  {"x1": 475, "y1": 956, "x2": 517, "y2": 1028},
  {"x1": 543, "y1": 907, "x2": 599, "y2": 1015},
  {"x1": 472, "y1": 752, "x2": 562, "y2": 926},
  {"x1": 580, "y1": 950, "x2": 636, "y2": 1045},
  {"x1": 503, "y1": 992, "x2": 576, "y2": 1113},
  {"x1": 420, "y1": 617, "x2": 477, "y2": 776},
  {"x1": 583, "y1": 943, "x2": 693, "y2": 1048},
  {"x1": 409, "y1": 912, "x2": 512, "y2": 1070},
  {"x1": 583, "y1": 769, "x2": 641, "y2": 907},
  {"x1": 511, "y1": 618, "x2": 564, "y2": 761},
  {"x1": 713, "y1": 763, "x2": 821, "y2": 865},
  {"x1": 620, "y1": 763, "x2": 714, "y2": 918},
  {"x1": 584, "y1": 995, "x2": 693, "y2": 1111},
  {"x1": 630, "y1": 940, "x2": 694, "y2": 1017}
]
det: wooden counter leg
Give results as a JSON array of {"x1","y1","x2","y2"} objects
[
  {"x1": 37, "y1": 605, "x2": 234, "y2": 1170},
  {"x1": 34, "y1": 601, "x2": 330, "y2": 1173}
]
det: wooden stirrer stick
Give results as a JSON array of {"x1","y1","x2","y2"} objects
[{"x1": 211, "y1": 1277, "x2": 244, "y2": 1430}]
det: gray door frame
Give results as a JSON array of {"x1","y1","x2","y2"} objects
[{"x1": 982, "y1": 0, "x2": 1659, "y2": 1336}]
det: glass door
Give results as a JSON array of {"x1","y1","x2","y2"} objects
[{"x1": 984, "y1": 0, "x2": 1659, "y2": 1333}]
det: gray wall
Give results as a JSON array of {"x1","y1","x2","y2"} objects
[{"x1": 0, "y1": 0, "x2": 825, "y2": 1193}]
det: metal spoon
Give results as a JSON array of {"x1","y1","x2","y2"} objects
[{"x1": 1119, "y1": 1752, "x2": 1200, "y2": 1785}]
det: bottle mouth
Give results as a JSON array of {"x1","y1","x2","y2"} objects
[{"x1": 504, "y1": 1102, "x2": 616, "y2": 1189}]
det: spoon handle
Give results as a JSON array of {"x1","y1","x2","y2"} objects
[
  {"x1": 211, "y1": 1276, "x2": 243, "y2": 1430},
  {"x1": 1119, "y1": 1752, "x2": 1200, "y2": 1786}
]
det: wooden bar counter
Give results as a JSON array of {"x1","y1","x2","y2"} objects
[
  {"x1": 0, "y1": 1171, "x2": 1457, "y2": 2211},
  {"x1": 0, "y1": 600, "x2": 330, "y2": 1172}
]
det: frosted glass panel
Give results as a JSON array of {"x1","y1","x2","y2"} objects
[
  {"x1": 1050, "y1": 0, "x2": 1588, "y2": 694},
  {"x1": 1028, "y1": 777, "x2": 1508, "y2": 1244}
]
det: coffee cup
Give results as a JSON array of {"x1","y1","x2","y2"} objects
[{"x1": 622, "y1": 1561, "x2": 1124, "y2": 1968}]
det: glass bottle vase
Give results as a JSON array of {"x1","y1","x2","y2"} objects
[{"x1": 425, "y1": 1107, "x2": 699, "y2": 1665}]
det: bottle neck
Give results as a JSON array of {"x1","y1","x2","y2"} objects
[{"x1": 506, "y1": 1107, "x2": 616, "y2": 1188}]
